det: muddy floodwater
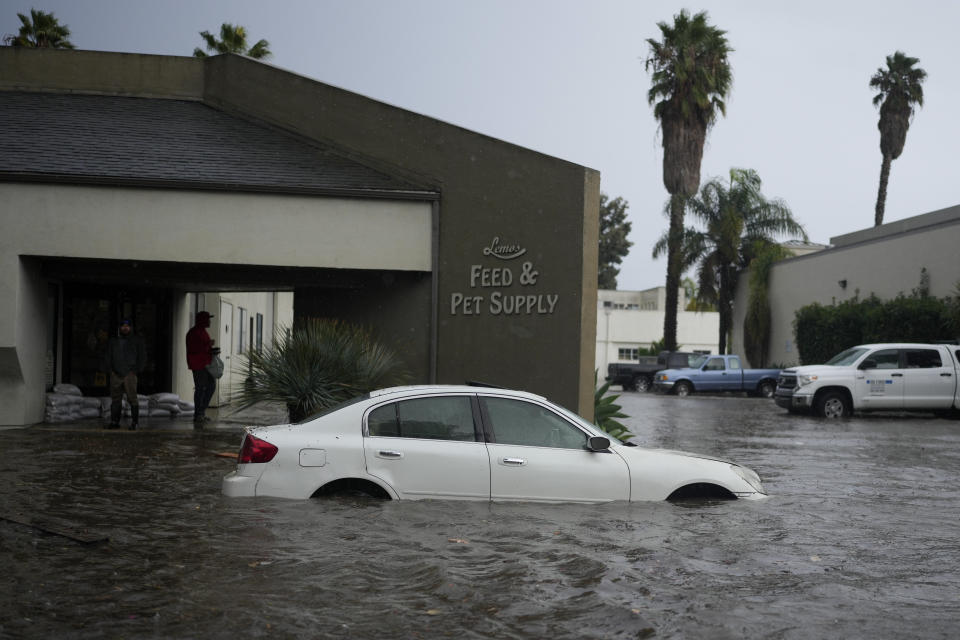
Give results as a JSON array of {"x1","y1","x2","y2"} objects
[{"x1": 2, "y1": 393, "x2": 959, "y2": 639}]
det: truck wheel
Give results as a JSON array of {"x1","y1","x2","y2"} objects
[
  {"x1": 635, "y1": 376, "x2": 652, "y2": 393},
  {"x1": 757, "y1": 380, "x2": 775, "y2": 398},
  {"x1": 675, "y1": 381, "x2": 693, "y2": 397},
  {"x1": 815, "y1": 391, "x2": 850, "y2": 419}
]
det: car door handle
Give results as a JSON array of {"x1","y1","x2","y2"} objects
[
  {"x1": 501, "y1": 457, "x2": 526, "y2": 466},
  {"x1": 891, "y1": 373, "x2": 903, "y2": 377},
  {"x1": 377, "y1": 450, "x2": 403, "y2": 459},
  {"x1": 941, "y1": 373, "x2": 953, "y2": 377}
]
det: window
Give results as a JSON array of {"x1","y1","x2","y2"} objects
[
  {"x1": 481, "y1": 397, "x2": 587, "y2": 449},
  {"x1": 863, "y1": 349, "x2": 900, "y2": 369},
  {"x1": 618, "y1": 348, "x2": 639, "y2": 361},
  {"x1": 904, "y1": 349, "x2": 942, "y2": 369},
  {"x1": 237, "y1": 307, "x2": 247, "y2": 354},
  {"x1": 704, "y1": 358, "x2": 725, "y2": 371},
  {"x1": 728, "y1": 357, "x2": 741, "y2": 370},
  {"x1": 367, "y1": 396, "x2": 477, "y2": 441},
  {"x1": 255, "y1": 313, "x2": 263, "y2": 351}
]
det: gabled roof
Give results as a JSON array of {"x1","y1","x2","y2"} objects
[{"x1": 0, "y1": 91, "x2": 435, "y2": 199}]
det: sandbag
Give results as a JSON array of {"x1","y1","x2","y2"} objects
[
  {"x1": 149, "y1": 392, "x2": 180, "y2": 407},
  {"x1": 46, "y1": 393, "x2": 83, "y2": 408},
  {"x1": 52, "y1": 383, "x2": 83, "y2": 396}
]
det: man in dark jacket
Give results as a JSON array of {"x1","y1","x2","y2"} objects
[
  {"x1": 186, "y1": 311, "x2": 216, "y2": 428},
  {"x1": 104, "y1": 318, "x2": 147, "y2": 430}
]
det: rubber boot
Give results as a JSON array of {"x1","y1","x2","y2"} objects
[
  {"x1": 129, "y1": 405, "x2": 139, "y2": 431},
  {"x1": 109, "y1": 401, "x2": 122, "y2": 429}
]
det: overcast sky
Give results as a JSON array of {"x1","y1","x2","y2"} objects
[{"x1": 4, "y1": 0, "x2": 958, "y2": 291}]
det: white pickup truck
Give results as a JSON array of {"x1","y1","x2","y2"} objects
[{"x1": 775, "y1": 343, "x2": 960, "y2": 418}]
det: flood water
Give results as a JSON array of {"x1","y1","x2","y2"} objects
[{"x1": 2, "y1": 392, "x2": 959, "y2": 638}]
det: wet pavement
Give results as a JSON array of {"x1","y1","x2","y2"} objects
[{"x1": 2, "y1": 392, "x2": 959, "y2": 638}]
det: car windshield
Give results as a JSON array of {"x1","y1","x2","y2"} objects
[
  {"x1": 825, "y1": 347, "x2": 869, "y2": 366},
  {"x1": 688, "y1": 355, "x2": 708, "y2": 369},
  {"x1": 293, "y1": 393, "x2": 370, "y2": 425}
]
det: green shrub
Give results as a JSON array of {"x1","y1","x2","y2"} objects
[
  {"x1": 594, "y1": 371, "x2": 633, "y2": 442},
  {"x1": 793, "y1": 292, "x2": 960, "y2": 364},
  {"x1": 234, "y1": 318, "x2": 409, "y2": 422}
]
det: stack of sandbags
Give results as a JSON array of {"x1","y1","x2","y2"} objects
[
  {"x1": 148, "y1": 392, "x2": 181, "y2": 417},
  {"x1": 45, "y1": 386, "x2": 84, "y2": 423},
  {"x1": 45, "y1": 384, "x2": 102, "y2": 421},
  {"x1": 77, "y1": 396, "x2": 102, "y2": 419},
  {"x1": 177, "y1": 399, "x2": 195, "y2": 418},
  {"x1": 46, "y1": 387, "x2": 197, "y2": 423}
]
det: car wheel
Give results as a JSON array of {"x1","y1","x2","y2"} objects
[
  {"x1": 815, "y1": 391, "x2": 850, "y2": 419},
  {"x1": 635, "y1": 376, "x2": 652, "y2": 393},
  {"x1": 757, "y1": 380, "x2": 775, "y2": 398},
  {"x1": 675, "y1": 381, "x2": 693, "y2": 397}
]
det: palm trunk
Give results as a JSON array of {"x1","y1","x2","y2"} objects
[
  {"x1": 662, "y1": 194, "x2": 685, "y2": 352},
  {"x1": 717, "y1": 267, "x2": 730, "y2": 355},
  {"x1": 875, "y1": 153, "x2": 892, "y2": 227}
]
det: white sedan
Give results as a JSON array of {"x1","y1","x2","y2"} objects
[{"x1": 222, "y1": 385, "x2": 766, "y2": 502}]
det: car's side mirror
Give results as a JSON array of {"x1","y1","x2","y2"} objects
[
  {"x1": 588, "y1": 436, "x2": 611, "y2": 451},
  {"x1": 860, "y1": 359, "x2": 877, "y2": 370}
]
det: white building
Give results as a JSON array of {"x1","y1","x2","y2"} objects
[
  {"x1": 595, "y1": 287, "x2": 719, "y2": 374},
  {"x1": 730, "y1": 204, "x2": 960, "y2": 367}
]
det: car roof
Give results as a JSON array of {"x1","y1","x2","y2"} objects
[
  {"x1": 369, "y1": 384, "x2": 547, "y2": 402},
  {"x1": 856, "y1": 343, "x2": 951, "y2": 349}
]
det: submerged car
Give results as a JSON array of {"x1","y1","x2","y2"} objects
[{"x1": 222, "y1": 385, "x2": 766, "y2": 503}]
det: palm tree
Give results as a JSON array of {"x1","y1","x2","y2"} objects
[
  {"x1": 870, "y1": 51, "x2": 926, "y2": 227},
  {"x1": 742, "y1": 241, "x2": 790, "y2": 367},
  {"x1": 193, "y1": 23, "x2": 271, "y2": 59},
  {"x1": 645, "y1": 10, "x2": 732, "y2": 352},
  {"x1": 653, "y1": 168, "x2": 806, "y2": 354},
  {"x1": 3, "y1": 9, "x2": 75, "y2": 48}
]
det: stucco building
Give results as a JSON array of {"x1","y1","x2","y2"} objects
[
  {"x1": 730, "y1": 204, "x2": 960, "y2": 367},
  {"x1": 0, "y1": 48, "x2": 600, "y2": 426},
  {"x1": 595, "y1": 287, "x2": 719, "y2": 374}
]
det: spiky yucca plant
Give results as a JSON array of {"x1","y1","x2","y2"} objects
[
  {"x1": 594, "y1": 371, "x2": 633, "y2": 442},
  {"x1": 234, "y1": 318, "x2": 409, "y2": 422}
]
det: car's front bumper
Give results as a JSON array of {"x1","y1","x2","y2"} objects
[
  {"x1": 654, "y1": 380, "x2": 674, "y2": 393},
  {"x1": 775, "y1": 390, "x2": 813, "y2": 410},
  {"x1": 222, "y1": 470, "x2": 258, "y2": 497}
]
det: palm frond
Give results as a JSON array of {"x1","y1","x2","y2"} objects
[{"x1": 234, "y1": 318, "x2": 409, "y2": 422}]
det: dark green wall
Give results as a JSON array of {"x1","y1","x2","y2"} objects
[
  {"x1": 204, "y1": 56, "x2": 599, "y2": 415},
  {"x1": 294, "y1": 272, "x2": 433, "y2": 382}
]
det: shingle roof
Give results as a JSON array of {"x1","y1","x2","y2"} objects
[{"x1": 0, "y1": 91, "x2": 434, "y2": 198}]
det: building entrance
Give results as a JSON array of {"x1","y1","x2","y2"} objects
[{"x1": 61, "y1": 284, "x2": 173, "y2": 396}]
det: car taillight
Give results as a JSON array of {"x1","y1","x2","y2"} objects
[{"x1": 238, "y1": 434, "x2": 278, "y2": 464}]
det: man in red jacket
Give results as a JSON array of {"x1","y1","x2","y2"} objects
[{"x1": 186, "y1": 311, "x2": 216, "y2": 427}]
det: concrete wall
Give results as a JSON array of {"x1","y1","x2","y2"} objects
[
  {"x1": 295, "y1": 272, "x2": 434, "y2": 383},
  {"x1": 0, "y1": 258, "x2": 48, "y2": 425},
  {"x1": 1, "y1": 184, "x2": 431, "y2": 271},
  {"x1": 731, "y1": 204, "x2": 960, "y2": 367}
]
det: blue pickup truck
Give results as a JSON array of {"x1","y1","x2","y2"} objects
[{"x1": 653, "y1": 354, "x2": 781, "y2": 398}]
